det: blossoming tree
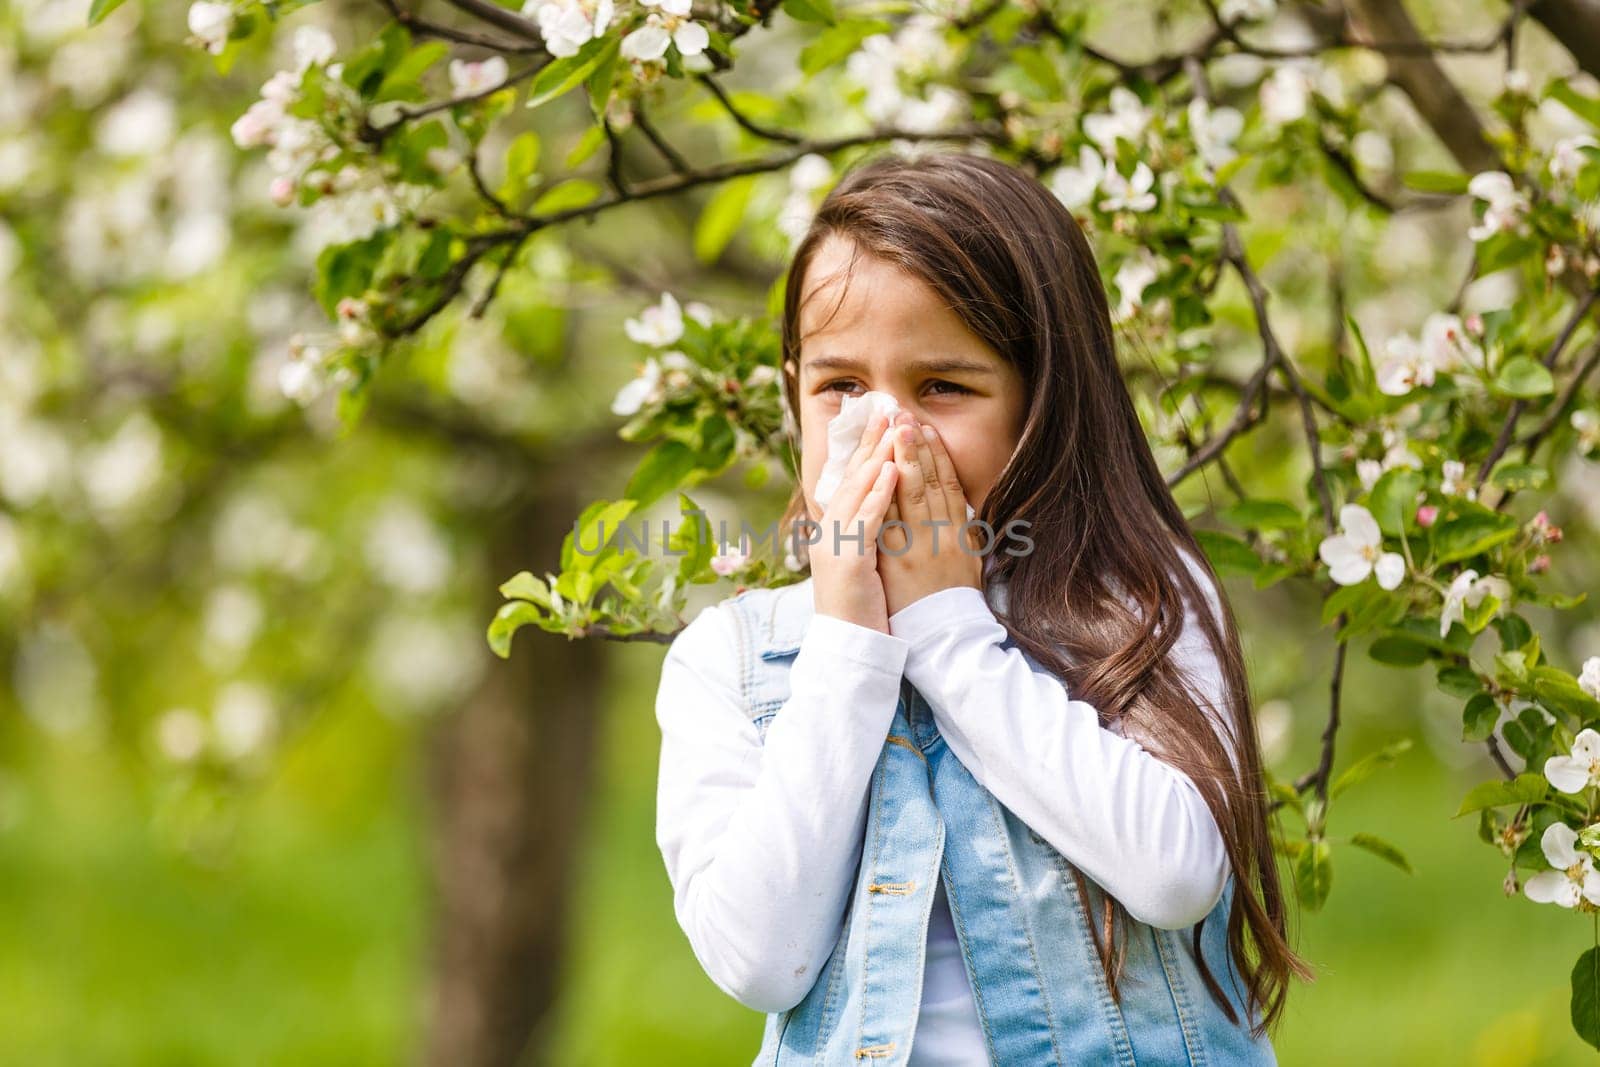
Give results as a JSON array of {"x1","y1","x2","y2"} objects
[{"x1": 52, "y1": 0, "x2": 1600, "y2": 1055}]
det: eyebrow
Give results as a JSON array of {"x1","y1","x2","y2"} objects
[{"x1": 802, "y1": 355, "x2": 998, "y2": 377}]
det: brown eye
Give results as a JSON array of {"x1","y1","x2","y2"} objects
[{"x1": 927, "y1": 381, "x2": 973, "y2": 396}]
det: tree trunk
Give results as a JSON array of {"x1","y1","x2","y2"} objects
[{"x1": 422, "y1": 472, "x2": 608, "y2": 1067}]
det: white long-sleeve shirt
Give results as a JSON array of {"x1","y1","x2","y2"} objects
[{"x1": 653, "y1": 558, "x2": 1239, "y2": 1061}]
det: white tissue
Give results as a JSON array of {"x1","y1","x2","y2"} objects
[{"x1": 813, "y1": 390, "x2": 975, "y2": 520}]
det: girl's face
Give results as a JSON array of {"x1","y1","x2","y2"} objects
[{"x1": 789, "y1": 233, "x2": 1027, "y2": 522}]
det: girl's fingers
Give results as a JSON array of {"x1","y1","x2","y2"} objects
[
  {"x1": 892, "y1": 418, "x2": 931, "y2": 525},
  {"x1": 880, "y1": 491, "x2": 905, "y2": 554},
  {"x1": 854, "y1": 460, "x2": 899, "y2": 550},
  {"x1": 828, "y1": 425, "x2": 897, "y2": 524},
  {"x1": 921, "y1": 423, "x2": 968, "y2": 530},
  {"x1": 910, "y1": 421, "x2": 950, "y2": 531},
  {"x1": 847, "y1": 411, "x2": 888, "y2": 473}
]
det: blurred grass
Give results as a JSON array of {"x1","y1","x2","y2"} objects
[{"x1": 3, "y1": 638, "x2": 1599, "y2": 1064}]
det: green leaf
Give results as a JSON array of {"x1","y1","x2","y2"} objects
[
  {"x1": 1368, "y1": 635, "x2": 1430, "y2": 666},
  {"x1": 565, "y1": 123, "x2": 607, "y2": 169},
  {"x1": 1267, "y1": 779, "x2": 1304, "y2": 814},
  {"x1": 376, "y1": 41, "x2": 451, "y2": 102},
  {"x1": 586, "y1": 37, "x2": 622, "y2": 118},
  {"x1": 1431, "y1": 509, "x2": 1520, "y2": 563},
  {"x1": 499, "y1": 131, "x2": 541, "y2": 204},
  {"x1": 1492, "y1": 356, "x2": 1554, "y2": 398},
  {"x1": 563, "y1": 499, "x2": 638, "y2": 573},
  {"x1": 488, "y1": 600, "x2": 546, "y2": 658},
  {"x1": 313, "y1": 230, "x2": 393, "y2": 318},
  {"x1": 1436, "y1": 664, "x2": 1484, "y2": 700},
  {"x1": 1399, "y1": 170, "x2": 1469, "y2": 194},
  {"x1": 1177, "y1": 195, "x2": 1248, "y2": 223},
  {"x1": 1462, "y1": 692, "x2": 1501, "y2": 742},
  {"x1": 1348, "y1": 832, "x2": 1413, "y2": 874},
  {"x1": 1321, "y1": 581, "x2": 1378, "y2": 627},
  {"x1": 799, "y1": 19, "x2": 893, "y2": 77},
  {"x1": 1330, "y1": 738, "x2": 1412, "y2": 800},
  {"x1": 88, "y1": 0, "x2": 128, "y2": 24},
  {"x1": 1217, "y1": 498, "x2": 1302, "y2": 531},
  {"x1": 1191, "y1": 528, "x2": 1261, "y2": 577},
  {"x1": 1488, "y1": 462, "x2": 1548, "y2": 490},
  {"x1": 532, "y1": 178, "x2": 601, "y2": 213},
  {"x1": 1549, "y1": 80, "x2": 1600, "y2": 130},
  {"x1": 1454, "y1": 772, "x2": 1548, "y2": 816},
  {"x1": 1574, "y1": 946, "x2": 1600, "y2": 1051},
  {"x1": 1530, "y1": 665, "x2": 1600, "y2": 721},
  {"x1": 1367, "y1": 467, "x2": 1425, "y2": 536},
  {"x1": 669, "y1": 493, "x2": 713, "y2": 583},
  {"x1": 1293, "y1": 839, "x2": 1333, "y2": 911},
  {"x1": 694, "y1": 175, "x2": 757, "y2": 264},
  {"x1": 1344, "y1": 312, "x2": 1377, "y2": 390},
  {"x1": 624, "y1": 441, "x2": 700, "y2": 510},
  {"x1": 526, "y1": 36, "x2": 618, "y2": 111},
  {"x1": 1494, "y1": 613, "x2": 1533, "y2": 651},
  {"x1": 782, "y1": 0, "x2": 838, "y2": 24},
  {"x1": 499, "y1": 571, "x2": 550, "y2": 605}
]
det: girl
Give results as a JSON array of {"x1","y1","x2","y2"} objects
[{"x1": 654, "y1": 149, "x2": 1311, "y2": 1065}]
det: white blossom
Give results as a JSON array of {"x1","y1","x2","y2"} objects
[
  {"x1": 1111, "y1": 249, "x2": 1160, "y2": 323},
  {"x1": 672, "y1": 19, "x2": 709, "y2": 57},
  {"x1": 624, "y1": 291, "x2": 685, "y2": 347},
  {"x1": 1082, "y1": 86, "x2": 1151, "y2": 155},
  {"x1": 611, "y1": 357, "x2": 663, "y2": 416},
  {"x1": 524, "y1": 0, "x2": 614, "y2": 59},
  {"x1": 711, "y1": 534, "x2": 751, "y2": 576},
  {"x1": 1550, "y1": 134, "x2": 1599, "y2": 183},
  {"x1": 1580, "y1": 657, "x2": 1600, "y2": 701},
  {"x1": 621, "y1": 18, "x2": 671, "y2": 62},
  {"x1": 1317, "y1": 504, "x2": 1405, "y2": 590},
  {"x1": 1187, "y1": 98, "x2": 1243, "y2": 173},
  {"x1": 1048, "y1": 144, "x2": 1105, "y2": 211},
  {"x1": 1376, "y1": 333, "x2": 1435, "y2": 395},
  {"x1": 1523, "y1": 820, "x2": 1600, "y2": 909},
  {"x1": 1547, "y1": 728, "x2": 1600, "y2": 793},
  {"x1": 790, "y1": 153, "x2": 833, "y2": 193},
  {"x1": 1420, "y1": 312, "x2": 1485, "y2": 372},
  {"x1": 1259, "y1": 64, "x2": 1312, "y2": 126},
  {"x1": 1097, "y1": 160, "x2": 1157, "y2": 213},
  {"x1": 1466, "y1": 171, "x2": 1530, "y2": 242},
  {"x1": 187, "y1": 2, "x2": 234, "y2": 54},
  {"x1": 448, "y1": 56, "x2": 508, "y2": 98},
  {"x1": 1438, "y1": 458, "x2": 1476, "y2": 501},
  {"x1": 95, "y1": 89, "x2": 177, "y2": 157},
  {"x1": 1438, "y1": 568, "x2": 1510, "y2": 638},
  {"x1": 292, "y1": 25, "x2": 337, "y2": 72}
]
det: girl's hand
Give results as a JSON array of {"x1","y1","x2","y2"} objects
[
  {"x1": 878, "y1": 411, "x2": 983, "y2": 618},
  {"x1": 810, "y1": 410, "x2": 902, "y2": 633}
]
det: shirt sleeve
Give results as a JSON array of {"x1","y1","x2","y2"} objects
[
  {"x1": 654, "y1": 600, "x2": 910, "y2": 1013},
  {"x1": 887, "y1": 584, "x2": 1236, "y2": 930}
]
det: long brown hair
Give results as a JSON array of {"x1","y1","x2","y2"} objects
[{"x1": 773, "y1": 148, "x2": 1314, "y2": 1037}]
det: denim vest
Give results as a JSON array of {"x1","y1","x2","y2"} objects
[{"x1": 722, "y1": 578, "x2": 1277, "y2": 1066}]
